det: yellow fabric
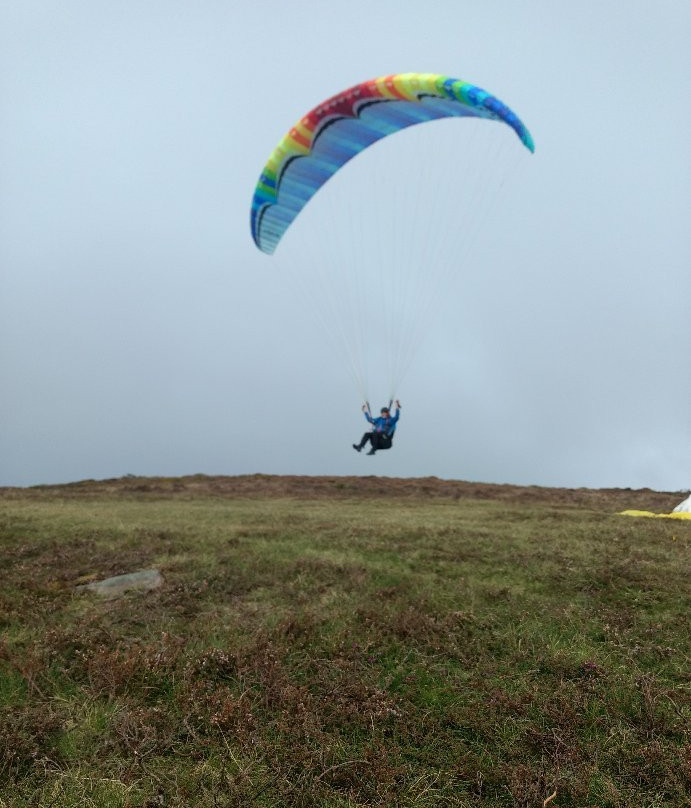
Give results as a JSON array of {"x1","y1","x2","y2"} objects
[{"x1": 620, "y1": 509, "x2": 691, "y2": 521}]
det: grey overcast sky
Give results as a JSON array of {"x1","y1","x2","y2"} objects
[{"x1": 1, "y1": 0, "x2": 689, "y2": 490}]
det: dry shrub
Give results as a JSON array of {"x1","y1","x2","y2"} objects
[
  {"x1": 0, "y1": 703, "x2": 66, "y2": 781},
  {"x1": 109, "y1": 704, "x2": 177, "y2": 759},
  {"x1": 501, "y1": 762, "x2": 564, "y2": 808},
  {"x1": 186, "y1": 647, "x2": 239, "y2": 682},
  {"x1": 78, "y1": 633, "x2": 185, "y2": 697}
]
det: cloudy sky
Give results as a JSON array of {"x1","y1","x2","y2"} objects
[{"x1": 1, "y1": 0, "x2": 689, "y2": 490}]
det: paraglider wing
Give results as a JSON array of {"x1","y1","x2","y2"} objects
[{"x1": 250, "y1": 73, "x2": 534, "y2": 254}]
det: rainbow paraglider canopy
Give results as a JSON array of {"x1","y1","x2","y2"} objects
[{"x1": 250, "y1": 72, "x2": 534, "y2": 254}]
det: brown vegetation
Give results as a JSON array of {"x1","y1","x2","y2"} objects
[{"x1": 1, "y1": 472, "x2": 683, "y2": 512}]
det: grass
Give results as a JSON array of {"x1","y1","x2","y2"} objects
[{"x1": 0, "y1": 476, "x2": 689, "y2": 807}]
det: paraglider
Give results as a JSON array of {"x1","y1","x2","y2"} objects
[
  {"x1": 620, "y1": 492, "x2": 691, "y2": 521},
  {"x1": 250, "y1": 73, "x2": 534, "y2": 254},
  {"x1": 353, "y1": 401, "x2": 401, "y2": 455},
  {"x1": 249, "y1": 73, "x2": 534, "y2": 450}
]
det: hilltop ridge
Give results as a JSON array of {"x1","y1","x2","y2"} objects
[{"x1": 2, "y1": 473, "x2": 683, "y2": 512}]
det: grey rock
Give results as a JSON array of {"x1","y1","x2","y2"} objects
[{"x1": 76, "y1": 569, "x2": 163, "y2": 599}]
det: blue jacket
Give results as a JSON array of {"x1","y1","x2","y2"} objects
[{"x1": 365, "y1": 408, "x2": 400, "y2": 437}]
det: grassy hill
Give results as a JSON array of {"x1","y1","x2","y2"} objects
[{"x1": 1, "y1": 476, "x2": 688, "y2": 807}]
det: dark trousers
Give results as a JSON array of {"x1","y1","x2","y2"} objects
[{"x1": 357, "y1": 432, "x2": 393, "y2": 452}]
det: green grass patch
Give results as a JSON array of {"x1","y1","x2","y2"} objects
[{"x1": 0, "y1": 481, "x2": 689, "y2": 806}]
